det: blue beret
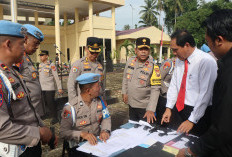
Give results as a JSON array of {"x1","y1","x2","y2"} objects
[
  {"x1": 23, "y1": 24, "x2": 44, "y2": 42},
  {"x1": 201, "y1": 44, "x2": 211, "y2": 53},
  {"x1": 0, "y1": 20, "x2": 25, "y2": 38},
  {"x1": 76, "y1": 73, "x2": 101, "y2": 85}
]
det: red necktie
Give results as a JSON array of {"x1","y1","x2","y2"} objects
[{"x1": 176, "y1": 59, "x2": 188, "y2": 112}]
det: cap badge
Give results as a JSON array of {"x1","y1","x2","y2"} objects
[{"x1": 93, "y1": 43, "x2": 98, "y2": 48}]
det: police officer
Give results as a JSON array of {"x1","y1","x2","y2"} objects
[
  {"x1": 156, "y1": 57, "x2": 176, "y2": 123},
  {"x1": 60, "y1": 73, "x2": 111, "y2": 156},
  {"x1": 39, "y1": 50, "x2": 63, "y2": 124},
  {"x1": 122, "y1": 37, "x2": 161, "y2": 123},
  {"x1": 0, "y1": 20, "x2": 56, "y2": 157},
  {"x1": 67, "y1": 37, "x2": 103, "y2": 104},
  {"x1": 15, "y1": 24, "x2": 45, "y2": 117}
]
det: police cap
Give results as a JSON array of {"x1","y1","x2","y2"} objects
[
  {"x1": 136, "y1": 37, "x2": 150, "y2": 49},
  {"x1": 39, "y1": 50, "x2": 49, "y2": 56},
  {"x1": 24, "y1": 24, "x2": 44, "y2": 42},
  {"x1": 87, "y1": 37, "x2": 102, "y2": 53},
  {"x1": 76, "y1": 73, "x2": 101, "y2": 85},
  {"x1": 0, "y1": 20, "x2": 26, "y2": 38}
]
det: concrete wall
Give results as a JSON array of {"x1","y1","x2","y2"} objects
[{"x1": 33, "y1": 16, "x2": 114, "y2": 63}]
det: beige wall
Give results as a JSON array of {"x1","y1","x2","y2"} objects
[{"x1": 31, "y1": 16, "x2": 114, "y2": 63}]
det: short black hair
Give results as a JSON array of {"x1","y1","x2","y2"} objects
[
  {"x1": 171, "y1": 29, "x2": 196, "y2": 47},
  {"x1": 204, "y1": 9, "x2": 232, "y2": 42},
  {"x1": 79, "y1": 83, "x2": 95, "y2": 93}
]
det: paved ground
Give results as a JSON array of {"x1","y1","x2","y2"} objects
[{"x1": 42, "y1": 69, "x2": 128, "y2": 157}]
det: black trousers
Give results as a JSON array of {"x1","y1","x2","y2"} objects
[
  {"x1": 129, "y1": 105, "x2": 147, "y2": 122},
  {"x1": 168, "y1": 105, "x2": 212, "y2": 136},
  {"x1": 20, "y1": 142, "x2": 42, "y2": 157},
  {"x1": 42, "y1": 91, "x2": 57, "y2": 119},
  {"x1": 156, "y1": 95, "x2": 167, "y2": 124}
]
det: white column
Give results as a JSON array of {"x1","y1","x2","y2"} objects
[
  {"x1": 11, "y1": 0, "x2": 17, "y2": 22},
  {"x1": 111, "y1": 6, "x2": 116, "y2": 64},
  {"x1": 72, "y1": 8, "x2": 80, "y2": 62},
  {"x1": 89, "y1": 1, "x2": 93, "y2": 36},
  {"x1": 34, "y1": 11, "x2": 40, "y2": 62},
  {"x1": 64, "y1": 12, "x2": 68, "y2": 62},
  {"x1": 55, "y1": 0, "x2": 61, "y2": 63},
  {"x1": 34, "y1": 11, "x2": 39, "y2": 26}
]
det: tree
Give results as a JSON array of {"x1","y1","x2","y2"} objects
[
  {"x1": 123, "y1": 24, "x2": 130, "y2": 30},
  {"x1": 139, "y1": 0, "x2": 159, "y2": 27},
  {"x1": 163, "y1": 0, "x2": 198, "y2": 34},
  {"x1": 119, "y1": 40, "x2": 135, "y2": 61},
  {"x1": 175, "y1": 0, "x2": 232, "y2": 47}
]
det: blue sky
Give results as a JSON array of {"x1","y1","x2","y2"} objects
[
  {"x1": 100, "y1": 0, "x2": 212, "y2": 31},
  {"x1": 100, "y1": 0, "x2": 149, "y2": 30}
]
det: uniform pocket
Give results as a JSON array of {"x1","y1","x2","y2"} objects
[{"x1": 138, "y1": 72, "x2": 149, "y2": 87}]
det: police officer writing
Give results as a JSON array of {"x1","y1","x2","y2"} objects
[
  {"x1": 60, "y1": 73, "x2": 111, "y2": 156},
  {"x1": 39, "y1": 50, "x2": 63, "y2": 124},
  {"x1": 15, "y1": 24, "x2": 45, "y2": 117},
  {"x1": 0, "y1": 20, "x2": 57, "y2": 157},
  {"x1": 122, "y1": 37, "x2": 161, "y2": 123},
  {"x1": 67, "y1": 37, "x2": 103, "y2": 104}
]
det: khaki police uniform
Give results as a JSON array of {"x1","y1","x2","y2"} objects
[
  {"x1": 0, "y1": 62, "x2": 43, "y2": 146},
  {"x1": 160, "y1": 59, "x2": 175, "y2": 96},
  {"x1": 16, "y1": 53, "x2": 44, "y2": 117},
  {"x1": 39, "y1": 60, "x2": 62, "y2": 122},
  {"x1": 156, "y1": 59, "x2": 175, "y2": 123},
  {"x1": 39, "y1": 61, "x2": 62, "y2": 91},
  {"x1": 67, "y1": 56, "x2": 103, "y2": 104},
  {"x1": 60, "y1": 94, "x2": 111, "y2": 144},
  {"x1": 122, "y1": 55, "x2": 161, "y2": 120}
]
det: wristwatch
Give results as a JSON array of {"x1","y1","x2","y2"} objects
[
  {"x1": 102, "y1": 130, "x2": 111, "y2": 134},
  {"x1": 185, "y1": 148, "x2": 193, "y2": 157}
]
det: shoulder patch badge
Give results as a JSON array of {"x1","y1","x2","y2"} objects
[
  {"x1": 51, "y1": 66, "x2": 56, "y2": 71},
  {"x1": 32, "y1": 72, "x2": 37, "y2": 79},
  {"x1": 8, "y1": 77, "x2": 15, "y2": 83},
  {"x1": 163, "y1": 62, "x2": 171, "y2": 70},
  {"x1": 72, "y1": 66, "x2": 78, "y2": 73},
  {"x1": 17, "y1": 91, "x2": 25, "y2": 99},
  {"x1": 63, "y1": 110, "x2": 71, "y2": 119}
]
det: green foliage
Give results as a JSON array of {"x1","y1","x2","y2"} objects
[
  {"x1": 124, "y1": 24, "x2": 131, "y2": 30},
  {"x1": 175, "y1": 0, "x2": 232, "y2": 47},
  {"x1": 112, "y1": 49, "x2": 120, "y2": 60},
  {"x1": 139, "y1": 0, "x2": 159, "y2": 27},
  {"x1": 119, "y1": 40, "x2": 135, "y2": 61}
]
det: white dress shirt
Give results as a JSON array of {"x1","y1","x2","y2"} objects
[{"x1": 166, "y1": 48, "x2": 217, "y2": 123}]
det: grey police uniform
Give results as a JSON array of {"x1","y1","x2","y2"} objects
[
  {"x1": 156, "y1": 59, "x2": 175, "y2": 123},
  {"x1": 16, "y1": 54, "x2": 45, "y2": 117},
  {"x1": 160, "y1": 59, "x2": 175, "y2": 97},
  {"x1": 67, "y1": 56, "x2": 103, "y2": 104},
  {"x1": 122, "y1": 55, "x2": 161, "y2": 120},
  {"x1": 60, "y1": 95, "x2": 111, "y2": 145},
  {"x1": 39, "y1": 61, "x2": 62, "y2": 91},
  {"x1": 0, "y1": 62, "x2": 43, "y2": 147}
]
